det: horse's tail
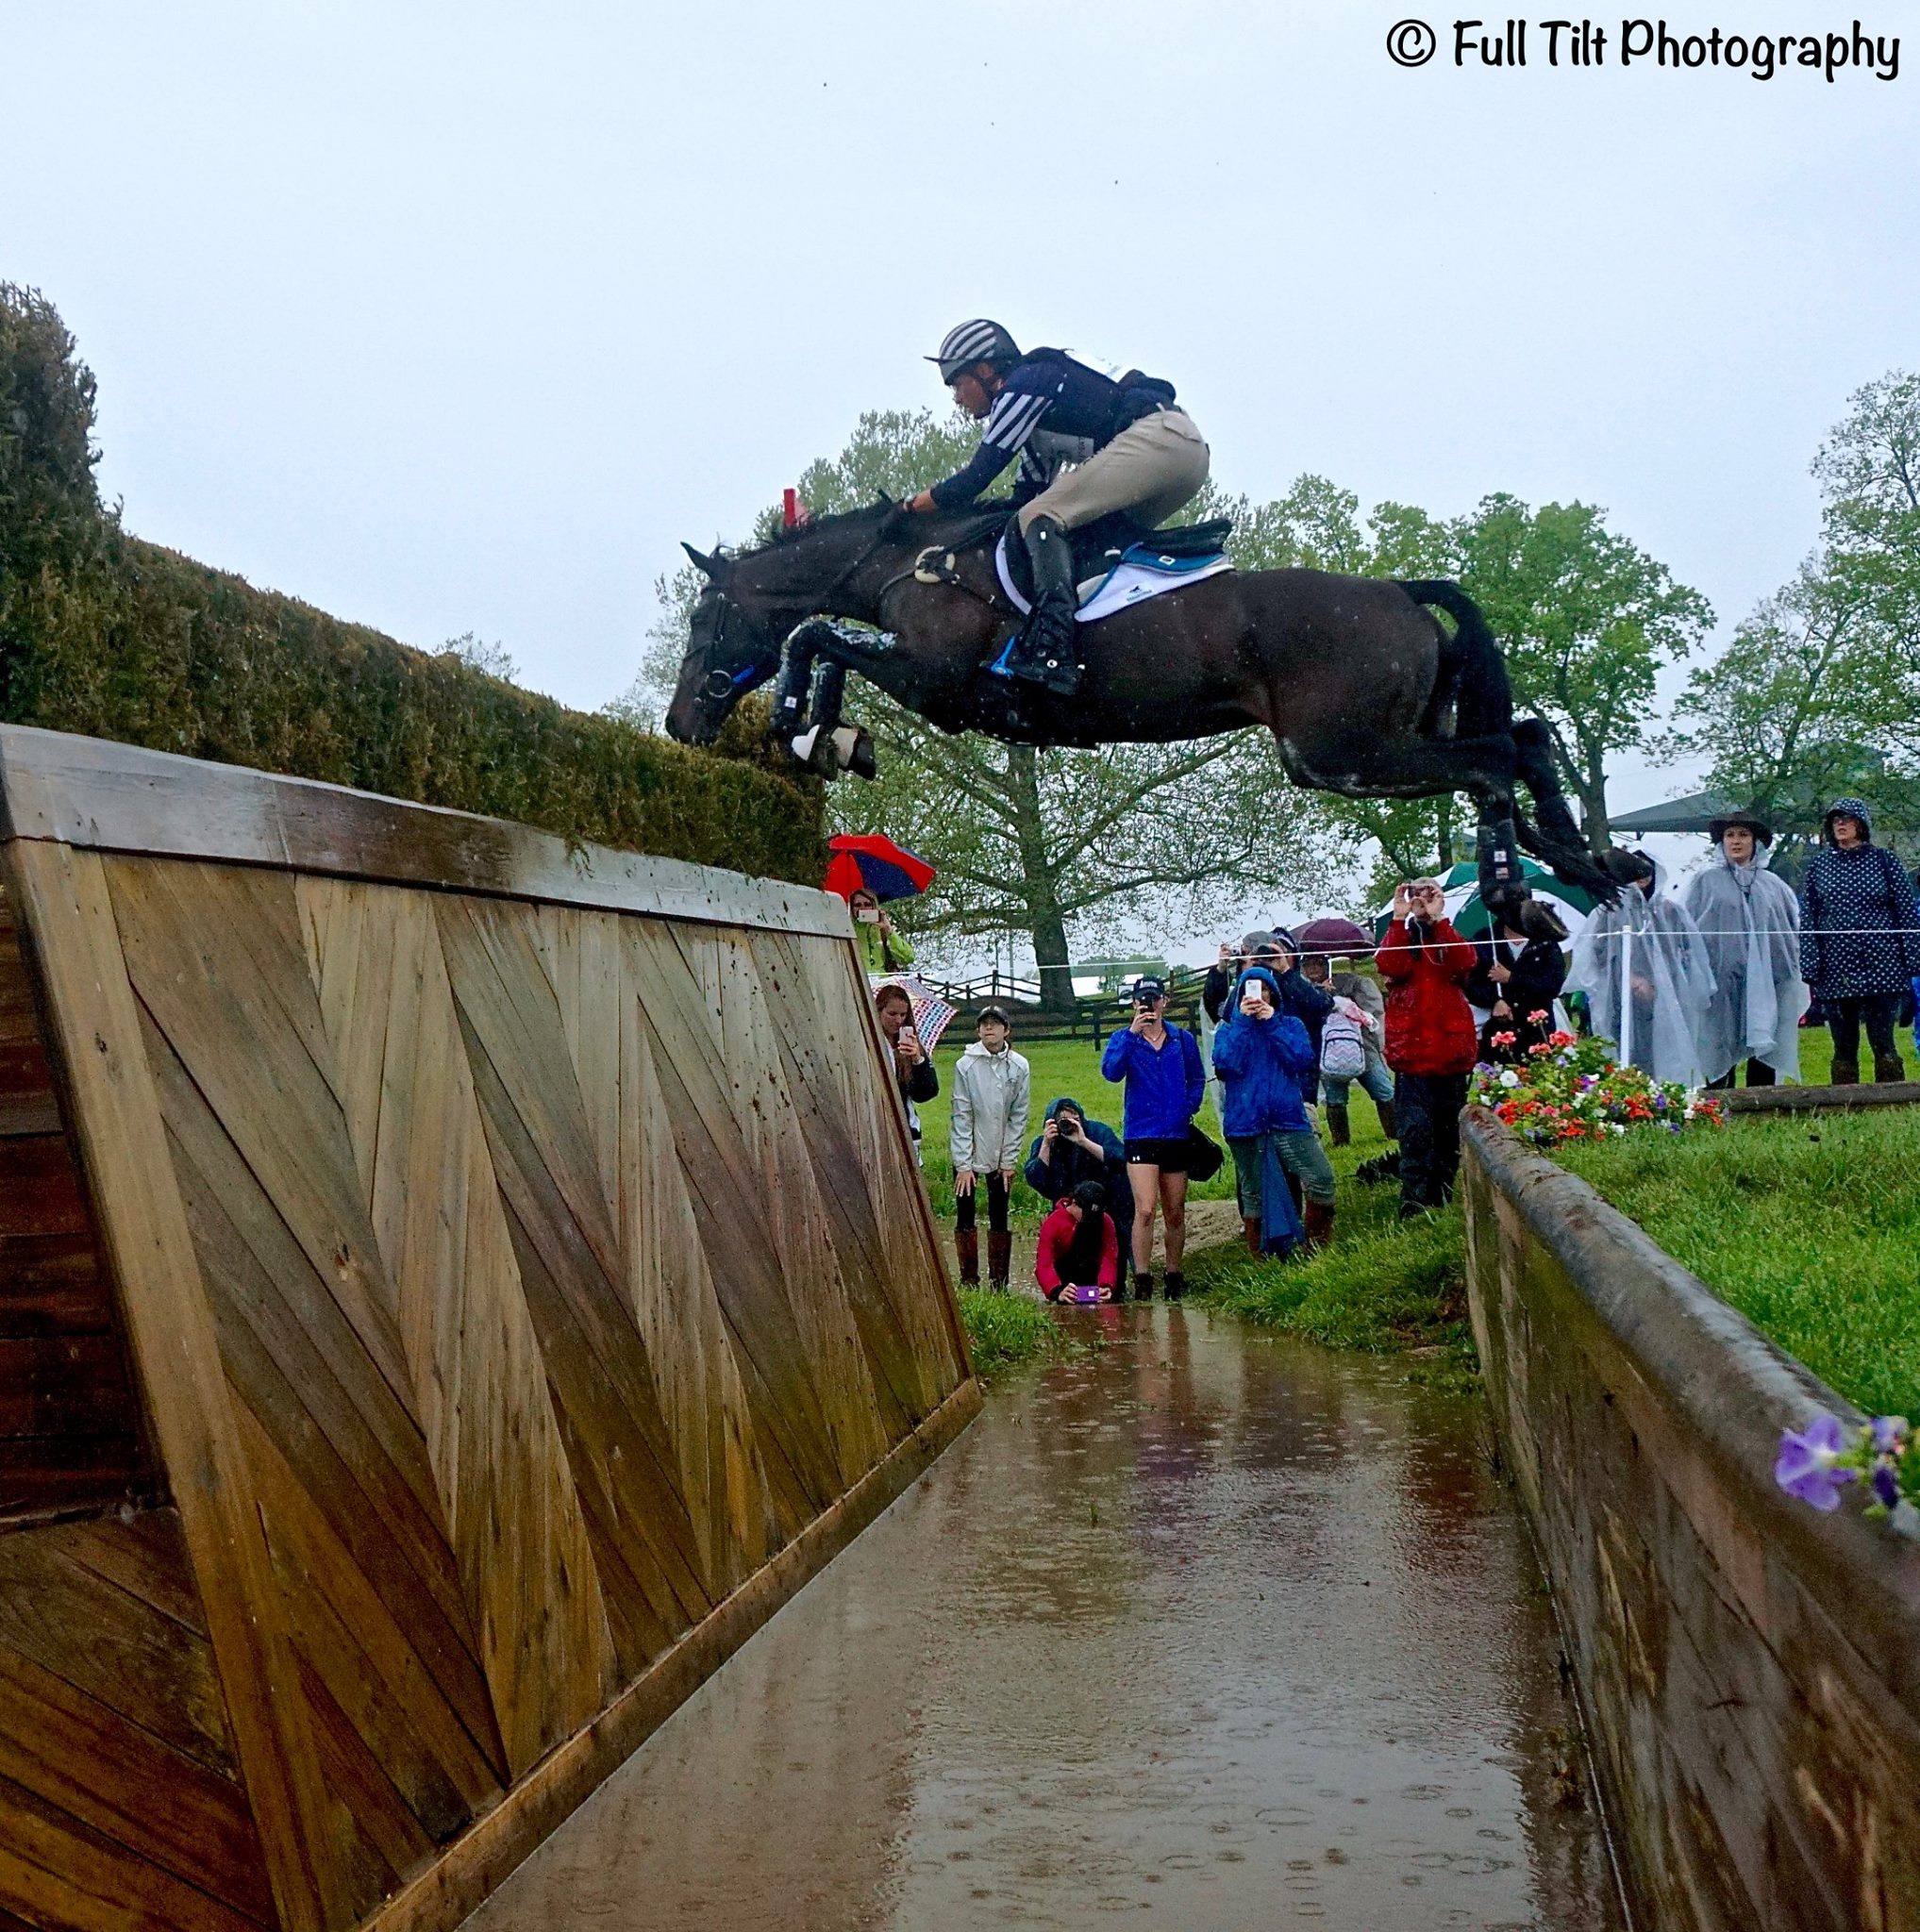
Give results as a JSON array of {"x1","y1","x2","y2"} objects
[{"x1": 1397, "y1": 580, "x2": 1512, "y2": 741}]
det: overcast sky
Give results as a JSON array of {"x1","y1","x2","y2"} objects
[{"x1": 8, "y1": 2, "x2": 1916, "y2": 946}]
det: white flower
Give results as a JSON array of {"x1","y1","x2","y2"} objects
[{"x1": 1499, "y1": 1070, "x2": 1521, "y2": 1089}]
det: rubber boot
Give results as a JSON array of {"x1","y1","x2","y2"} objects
[
  {"x1": 1830, "y1": 1057, "x2": 1860, "y2": 1087},
  {"x1": 955, "y1": 1227, "x2": 980, "y2": 1285},
  {"x1": 1163, "y1": 1271, "x2": 1186, "y2": 1302},
  {"x1": 997, "y1": 515, "x2": 1081, "y2": 696},
  {"x1": 1325, "y1": 1104, "x2": 1351, "y2": 1148},
  {"x1": 1376, "y1": 1098, "x2": 1397, "y2": 1141},
  {"x1": 1303, "y1": 1200, "x2": 1336, "y2": 1253},
  {"x1": 988, "y1": 1230, "x2": 1013, "y2": 1293},
  {"x1": 1875, "y1": 1053, "x2": 1908, "y2": 1084},
  {"x1": 1135, "y1": 1273, "x2": 1157, "y2": 1302},
  {"x1": 1243, "y1": 1215, "x2": 1262, "y2": 1257}
]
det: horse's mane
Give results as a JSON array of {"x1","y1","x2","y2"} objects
[{"x1": 749, "y1": 499, "x2": 899, "y2": 555}]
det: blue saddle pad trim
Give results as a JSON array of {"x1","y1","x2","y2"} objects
[{"x1": 1118, "y1": 542, "x2": 1228, "y2": 574}]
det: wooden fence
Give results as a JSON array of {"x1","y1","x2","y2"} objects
[{"x1": 0, "y1": 724, "x2": 978, "y2": 1932}]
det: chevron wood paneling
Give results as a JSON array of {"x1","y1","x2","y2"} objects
[{"x1": 0, "y1": 727, "x2": 975, "y2": 1932}]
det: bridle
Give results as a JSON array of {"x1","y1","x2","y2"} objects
[{"x1": 694, "y1": 518, "x2": 910, "y2": 715}]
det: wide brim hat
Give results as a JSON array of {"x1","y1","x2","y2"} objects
[{"x1": 1707, "y1": 809, "x2": 1774, "y2": 846}]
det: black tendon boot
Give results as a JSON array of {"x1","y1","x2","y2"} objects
[{"x1": 1001, "y1": 516, "x2": 1081, "y2": 695}]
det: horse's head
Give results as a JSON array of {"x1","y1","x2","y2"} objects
[
  {"x1": 663, "y1": 544, "x2": 783, "y2": 746},
  {"x1": 664, "y1": 503, "x2": 910, "y2": 745}
]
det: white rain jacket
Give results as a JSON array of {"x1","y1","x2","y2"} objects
[
  {"x1": 1568, "y1": 858, "x2": 1717, "y2": 1087},
  {"x1": 1679, "y1": 841, "x2": 1809, "y2": 1084},
  {"x1": 950, "y1": 1041, "x2": 1032, "y2": 1175}
]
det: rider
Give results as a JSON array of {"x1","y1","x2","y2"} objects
[{"x1": 905, "y1": 321, "x2": 1210, "y2": 697}]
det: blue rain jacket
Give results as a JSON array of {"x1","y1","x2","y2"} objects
[
  {"x1": 1100, "y1": 1021, "x2": 1205, "y2": 1141},
  {"x1": 1210, "y1": 968, "x2": 1317, "y2": 1139}
]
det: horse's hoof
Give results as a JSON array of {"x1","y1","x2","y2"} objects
[{"x1": 847, "y1": 730, "x2": 878, "y2": 781}]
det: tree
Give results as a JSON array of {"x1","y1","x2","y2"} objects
[
  {"x1": 1450, "y1": 495, "x2": 1713, "y2": 853},
  {"x1": 1665, "y1": 372, "x2": 1920, "y2": 851},
  {"x1": 625, "y1": 410, "x2": 1338, "y2": 1004}
]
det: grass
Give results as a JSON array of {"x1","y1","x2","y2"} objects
[
  {"x1": 955, "y1": 1288, "x2": 1066, "y2": 1376},
  {"x1": 1186, "y1": 1188, "x2": 1478, "y2": 1392},
  {"x1": 1560, "y1": 1102, "x2": 1920, "y2": 1421}
]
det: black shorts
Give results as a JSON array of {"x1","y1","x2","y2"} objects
[{"x1": 1125, "y1": 1135, "x2": 1191, "y2": 1173}]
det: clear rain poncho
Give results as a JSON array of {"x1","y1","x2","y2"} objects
[
  {"x1": 1568, "y1": 857, "x2": 1717, "y2": 1087},
  {"x1": 1678, "y1": 841, "x2": 1809, "y2": 1083}
]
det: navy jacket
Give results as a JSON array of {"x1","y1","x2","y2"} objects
[
  {"x1": 1800, "y1": 798, "x2": 1920, "y2": 999},
  {"x1": 1101, "y1": 1022, "x2": 1205, "y2": 1141},
  {"x1": 1022, "y1": 1099, "x2": 1132, "y2": 1218},
  {"x1": 1210, "y1": 968, "x2": 1318, "y2": 1138}
]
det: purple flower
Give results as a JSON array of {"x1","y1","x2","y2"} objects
[
  {"x1": 1871, "y1": 1415, "x2": 1908, "y2": 1454},
  {"x1": 1775, "y1": 1414, "x2": 1858, "y2": 1512},
  {"x1": 1873, "y1": 1464, "x2": 1902, "y2": 1512}
]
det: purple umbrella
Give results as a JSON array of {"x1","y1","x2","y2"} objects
[{"x1": 1294, "y1": 916, "x2": 1374, "y2": 959}]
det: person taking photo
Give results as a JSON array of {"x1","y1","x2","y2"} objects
[{"x1": 1101, "y1": 975, "x2": 1205, "y2": 1300}]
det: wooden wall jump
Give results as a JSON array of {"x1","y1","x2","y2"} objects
[{"x1": 0, "y1": 726, "x2": 977, "y2": 1932}]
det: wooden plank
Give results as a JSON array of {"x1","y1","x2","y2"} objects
[
  {"x1": 436, "y1": 899, "x2": 712, "y2": 1629},
  {"x1": 349, "y1": 890, "x2": 617, "y2": 1780},
  {"x1": 616, "y1": 997, "x2": 773, "y2": 1595},
  {"x1": 55, "y1": 1509, "x2": 208, "y2": 1637},
  {"x1": 0, "y1": 1769, "x2": 268, "y2": 1932},
  {"x1": 0, "y1": 1442, "x2": 148, "y2": 1525},
  {"x1": 107, "y1": 858, "x2": 414, "y2": 1414},
  {"x1": 149, "y1": 1045, "x2": 505, "y2": 1789},
  {"x1": 0, "y1": 723, "x2": 850, "y2": 938},
  {"x1": 0, "y1": 1138, "x2": 87, "y2": 1238},
  {"x1": 0, "y1": 1643, "x2": 273, "y2": 1921},
  {"x1": 1725, "y1": 1079, "x2": 1920, "y2": 1114},
  {"x1": 0, "y1": 1336, "x2": 135, "y2": 1440},
  {"x1": 360, "y1": 1377, "x2": 980, "y2": 1932},
  {"x1": 0, "y1": 1095, "x2": 59, "y2": 1138},
  {"x1": 0, "y1": 1233, "x2": 117, "y2": 1335},
  {"x1": 0, "y1": 1530, "x2": 235, "y2": 1779},
  {"x1": 2, "y1": 839, "x2": 342, "y2": 1932}
]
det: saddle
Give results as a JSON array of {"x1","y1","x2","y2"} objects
[{"x1": 917, "y1": 510, "x2": 1235, "y2": 608}]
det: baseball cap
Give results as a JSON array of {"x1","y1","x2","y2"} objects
[{"x1": 1131, "y1": 974, "x2": 1167, "y2": 1004}]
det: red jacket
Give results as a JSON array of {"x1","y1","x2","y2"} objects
[
  {"x1": 1377, "y1": 917, "x2": 1478, "y2": 1075},
  {"x1": 1035, "y1": 1202, "x2": 1120, "y2": 1299}
]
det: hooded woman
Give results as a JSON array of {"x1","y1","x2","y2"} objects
[
  {"x1": 1210, "y1": 962, "x2": 1331, "y2": 1256},
  {"x1": 1678, "y1": 810, "x2": 1809, "y2": 1089},
  {"x1": 1800, "y1": 797, "x2": 1920, "y2": 1084},
  {"x1": 1023, "y1": 1096, "x2": 1134, "y2": 1294},
  {"x1": 1568, "y1": 850, "x2": 1716, "y2": 1088}
]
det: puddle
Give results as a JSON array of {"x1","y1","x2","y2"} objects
[{"x1": 468, "y1": 1307, "x2": 1623, "y2": 1929}]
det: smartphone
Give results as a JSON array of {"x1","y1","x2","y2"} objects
[{"x1": 856, "y1": 907, "x2": 879, "y2": 924}]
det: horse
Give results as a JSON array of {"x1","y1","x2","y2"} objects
[{"x1": 662, "y1": 497, "x2": 1612, "y2": 899}]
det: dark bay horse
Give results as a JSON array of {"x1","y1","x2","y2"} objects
[{"x1": 663, "y1": 499, "x2": 1611, "y2": 897}]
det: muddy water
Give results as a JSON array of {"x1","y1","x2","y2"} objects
[{"x1": 470, "y1": 1308, "x2": 1624, "y2": 1931}]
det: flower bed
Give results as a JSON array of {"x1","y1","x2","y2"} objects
[{"x1": 1469, "y1": 1028, "x2": 1726, "y2": 1148}]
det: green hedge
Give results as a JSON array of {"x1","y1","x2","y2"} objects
[{"x1": 0, "y1": 285, "x2": 823, "y2": 883}]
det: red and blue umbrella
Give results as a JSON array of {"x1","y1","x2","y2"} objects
[{"x1": 822, "y1": 832, "x2": 936, "y2": 904}]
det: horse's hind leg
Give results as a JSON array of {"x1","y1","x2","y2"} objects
[
  {"x1": 1511, "y1": 718, "x2": 1603, "y2": 873},
  {"x1": 1277, "y1": 727, "x2": 1519, "y2": 815}
]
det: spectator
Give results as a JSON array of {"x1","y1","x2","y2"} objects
[
  {"x1": 1205, "y1": 929, "x2": 1332, "y2": 1060},
  {"x1": 1211, "y1": 961, "x2": 1333, "y2": 1255},
  {"x1": 950, "y1": 1005, "x2": 1031, "y2": 1291},
  {"x1": 1679, "y1": 810, "x2": 1809, "y2": 1089},
  {"x1": 1569, "y1": 851, "x2": 1715, "y2": 1087},
  {"x1": 1377, "y1": 879, "x2": 1479, "y2": 1218},
  {"x1": 1023, "y1": 1097, "x2": 1134, "y2": 1295},
  {"x1": 1303, "y1": 952, "x2": 1394, "y2": 1144},
  {"x1": 1466, "y1": 893, "x2": 1569, "y2": 1064},
  {"x1": 847, "y1": 887, "x2": 915, "y2": 975},
  {"x1": 875, "y1": 984, "x2": 939, "y2": 1162},
  {"x1": 1800, "y1": 797, "x2": 1920, "y2": 1085},
  {"x1": 1034, "y1": 1181, "x2": 1123, "y2": 1303},
  {"x1": 1101, "y1": 974, "x2": 1206, "y2": 1301}
]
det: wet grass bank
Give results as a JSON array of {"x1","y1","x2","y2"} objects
[{"x1": 1561, "y1": 1103, "x2": 1920, "y2": 1420}]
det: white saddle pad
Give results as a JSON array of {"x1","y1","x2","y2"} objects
[{"x1": 994, "y1": 533, "x2": 1235, "y2": 625}]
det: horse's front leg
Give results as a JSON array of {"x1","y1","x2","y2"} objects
[{"x1": 771, "y1": 625, "x2": 821, "y2": 749}]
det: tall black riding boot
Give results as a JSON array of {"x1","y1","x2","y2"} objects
[{"x1": 1001, "y1": 515, "x2": 1081, "y2": 696}]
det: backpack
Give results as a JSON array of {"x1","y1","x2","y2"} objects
[{"x1": 1319, "y1": 1004, "x2": 1368, "y2": 1080}]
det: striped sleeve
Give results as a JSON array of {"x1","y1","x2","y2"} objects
[{"x1": 979, "y1": 387, "x2": 1049, "y2": 455}]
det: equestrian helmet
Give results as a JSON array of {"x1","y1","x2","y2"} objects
[{"x1": 928, "y1": 319, "x2": 1021, "y2": 383}]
